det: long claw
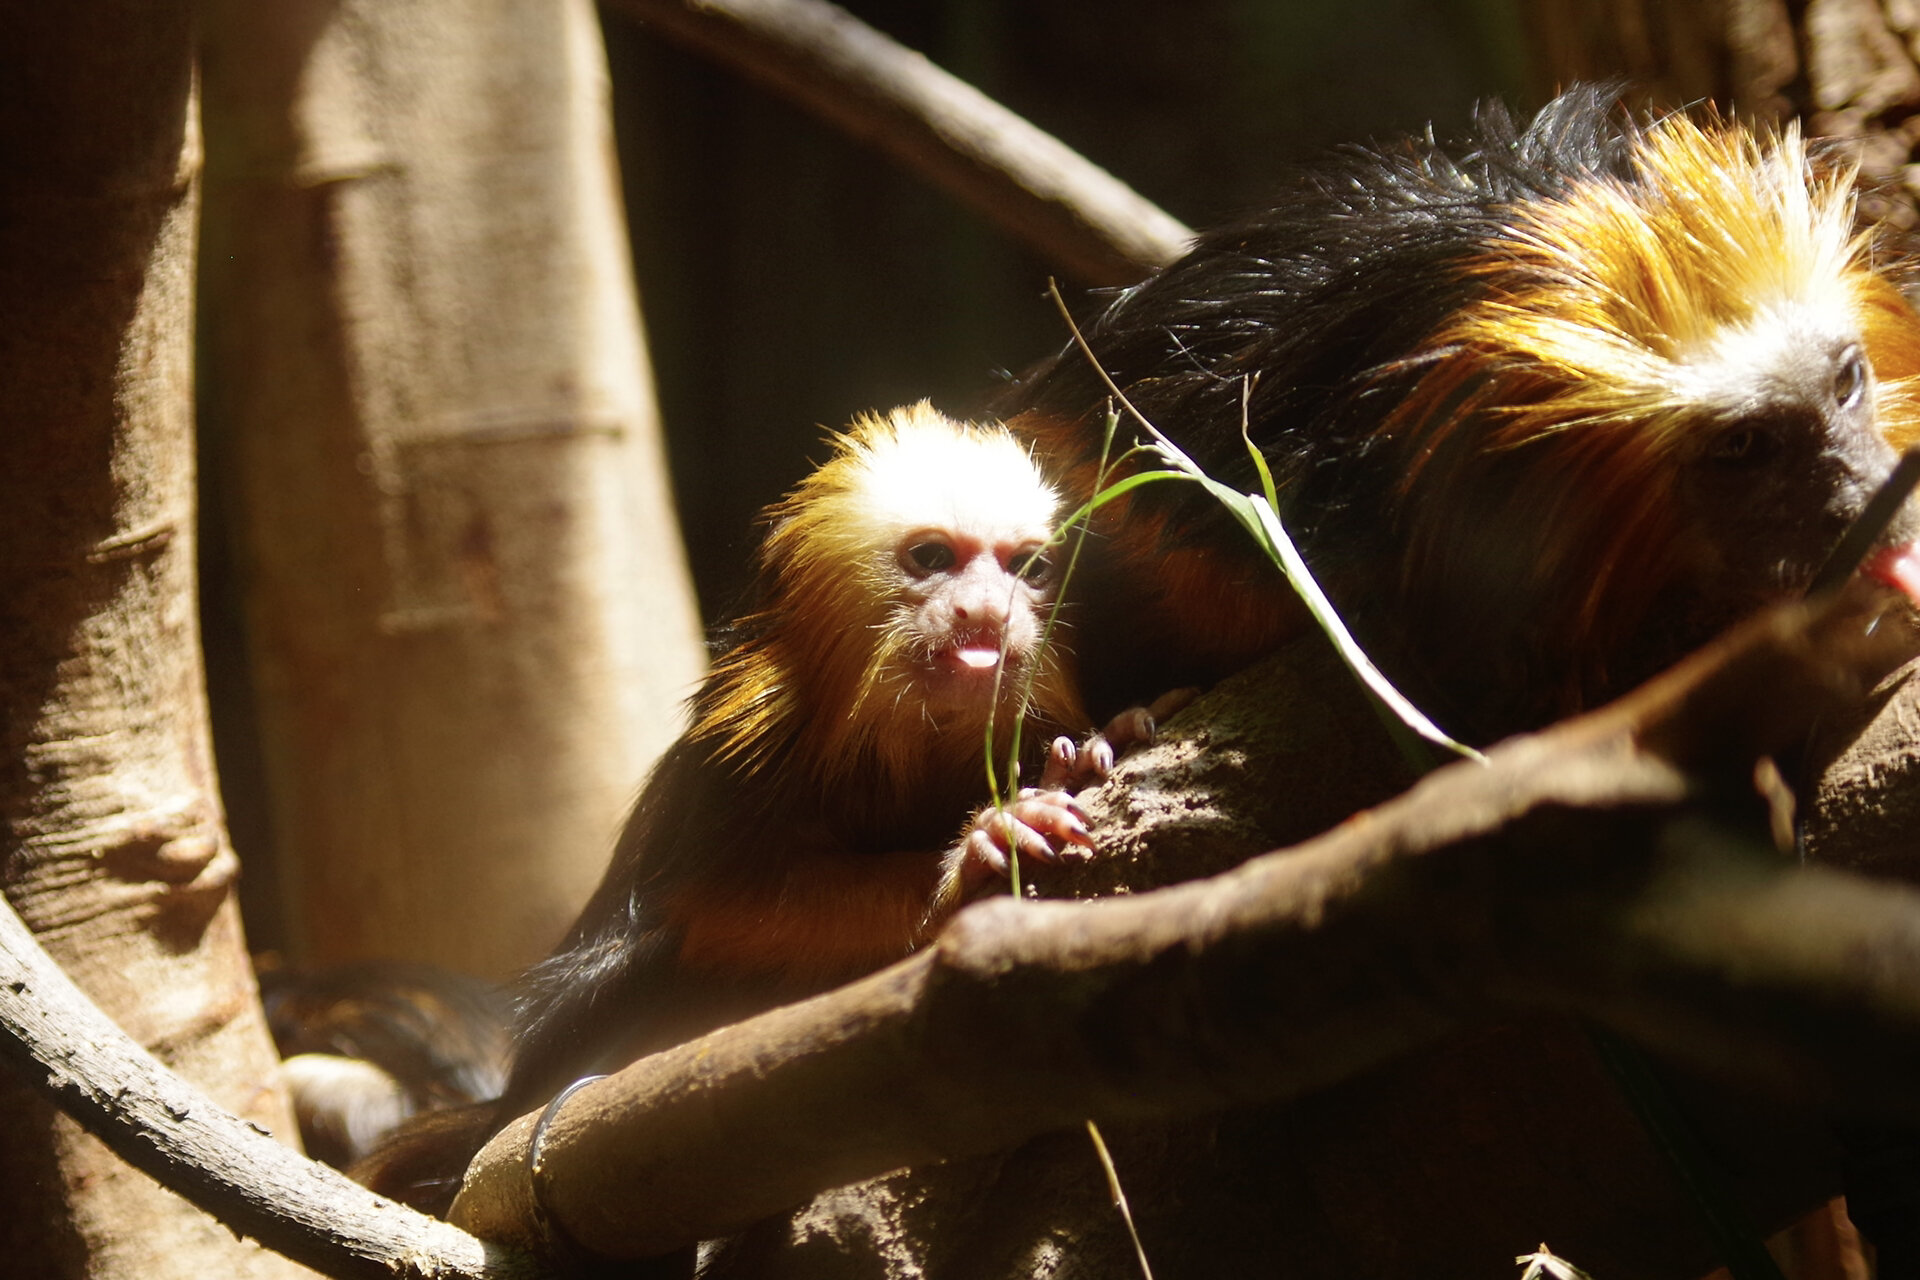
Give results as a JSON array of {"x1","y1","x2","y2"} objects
[
  {"x1": 1146, "y1": 686, "x2": 1199, "y2": 724},
  {"x1": 1038, "y1": 736, "x2": 1079, "y2": 791},
  {"x1": 1009, "y1": 789, "x2": 1093, "y2": 847},
  {"x1": 1102, "y1": 708, "x2": 1155, "y2": 751},
  {"x1": 1084, "y1": 688, "x2": 1200, "y2": 779},
  {"x1": 965, "y1": 826, "x2": 1008, "y2": 877}
]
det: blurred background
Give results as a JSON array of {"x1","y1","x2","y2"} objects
[
  {"x1": 610, "y1": 0, "x2": 1525, "y2": 617},
  {"x1": 204, "y1": 0, "x2": 1537, "y2": 960}
]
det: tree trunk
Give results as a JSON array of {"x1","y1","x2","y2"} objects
[
  {"x1": 197, "y1": 0, "x2": 706, "y2": 978},
  {"x1": 1524, "y1": 0, "x2": 1920, "y2": 230},
  {"x1": 0, "y1": 3, "x2": 308, "y2": 1277}
]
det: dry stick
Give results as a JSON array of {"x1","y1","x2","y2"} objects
[
  {"x1": 448, "y1": 589, "x2": 1920, "y2": 1264},
  {"x1": 0, "y1": 896, "x2": 537, "y2": 1280},
  {"x1": 600, "y1": 0, "x2": 1193, "y2": 285}
]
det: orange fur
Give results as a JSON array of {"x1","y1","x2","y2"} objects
[{"x1": 1375, "y1": 112, "x2": 1920, "y2": 709}]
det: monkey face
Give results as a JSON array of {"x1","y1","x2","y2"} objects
[
  {"x1": 1667, "y1": 305, "x2": 1915, "y2": 612},
  {"x1": 891, "y1": 526, "x2": 1058, "y2": 721},
  {"x1": 1383, "y1": 296, "x2": 1920, "y2": 736}
]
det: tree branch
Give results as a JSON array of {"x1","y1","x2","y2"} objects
[
  {"x1": 600, "y1": 0, "x2": 1193, "y2": 285},
  {"x1": 0, "y1": 894, "x2": 538, "y2": 1280},
  {"x1": 448, "y1": 587, "x2": 1920, "y2": 1263},
  {"x1": 5, "y1": 589, "x2": 1918, "y2": 1275}
]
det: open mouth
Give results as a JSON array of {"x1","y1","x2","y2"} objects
[
  {"x1": 936, "y1": 643, "x2": 1005, "y2": 675},
  {"x1": 932, "y1": 631, "x2": 1011, "y2": 677}
]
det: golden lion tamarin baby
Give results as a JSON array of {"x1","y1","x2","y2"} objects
[
  {"x1": 500, "y1": 402, "x2": 1105, "y2": 1114},
  {"x1": 358, "y1": 402, "x2": 1128, "y2": 1211},
  {"x1": 1009, "y1": 86, "x2": 1920, "y2": 743}
]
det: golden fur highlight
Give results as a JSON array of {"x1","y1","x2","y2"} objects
[
  {"x1": 1384, "y1": 110, "x2": 1920, "y2": 651},
  {"x1": 1393, "y1": 114, "x2": 1878, "y2": 456}
]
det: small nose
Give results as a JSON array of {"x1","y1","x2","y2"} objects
[{"x1": 949, "y1": 556, "x2": 1011, "y2": 627}]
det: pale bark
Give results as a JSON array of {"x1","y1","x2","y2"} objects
[
  {"x1": 0, "y1": 3, "x2": 307, "y2": 1277},
  {"x1": 198, "y1": 0, "x2": 706, "y2": 979}
]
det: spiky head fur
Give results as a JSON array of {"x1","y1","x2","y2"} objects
[
  {"x1": 1011, "y1": 86, "x2": 1920, "y2": 739},
  {"x1": 694, "y1": 402, "x2": 1085, "y2": 809}
]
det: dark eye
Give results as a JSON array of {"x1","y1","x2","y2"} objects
[
  {"x1": 1009, "y1": 548, "x2": 1053, "y2": 583},
  {"x1": 900, "y1": 540, "x2": 955, "y2": 576},
  {"x1": 1834, "y1": 345, "x2": 1868, "y2": 411},
  {"x1": 1706, "y1": 423, "x2": 1782, "y2": 468}
]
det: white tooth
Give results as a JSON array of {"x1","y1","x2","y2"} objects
[{"x1": 957, "y1": 647, "x2": 1000, "y2": 669}]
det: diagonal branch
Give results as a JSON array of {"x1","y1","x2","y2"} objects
[
  {"x1": 601, "y1": 0, "x2": 1193, "y2": 284},
  {"x1": 5, "y1": 587, "x2": 1919, "y2": 1275},
  {"x1": 447, "y1": 586, "x2": 1920, "y2": 1263}
]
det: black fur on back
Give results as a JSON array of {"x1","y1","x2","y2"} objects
[
  {"x1": 1001, "y1": 87, "x2": 1676, "y2": 736},
  {"x1": 1015, "y1": 85, "x2": 1640, "y2": 558}
]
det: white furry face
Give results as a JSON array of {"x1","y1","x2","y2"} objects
[
  {"x1": 842, "y1": 403, "x2": 1061, "y2": 551},
  {"x1": 830, "y1": 403, "x2": 1065, "y2": 724},
  {"x1": 700, "y1": 403, "x2": 1080, "y2": 775},
  {"x1": 1665, "y1": 295, "x2": 1869, "y2": 428}
]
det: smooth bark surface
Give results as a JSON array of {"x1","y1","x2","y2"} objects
[
  {"x1": 0, "y1": 892, "x2": 535, "y2": 1280},
  {"x1": 199, "y1": 0, "x2": 706, "y2": 978}
]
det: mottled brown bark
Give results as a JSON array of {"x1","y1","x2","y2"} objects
[
  {"x1": 444, "y1": 592, "x2": 1920, "y2": 1278},
  {"x1": 1524, "y1": 0, "x2": 1920, "y2": 230},
  {"x1": 0, "y1": 3, "x2": 307, "y2": 1276}
]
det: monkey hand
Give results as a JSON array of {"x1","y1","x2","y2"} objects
[
  {"x1": 925, "y1": 788, "x2": 1094, "y2": 930},
  {"x1": 959, "y1": 788, "x2": 1095, "y2": 880},
  {"x1": 1051, "y1": 687, "x2": 1201, "y2": 786}
]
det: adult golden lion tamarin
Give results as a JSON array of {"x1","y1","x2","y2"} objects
[{"x1": 1008, "y1": 86, "x2": 1920, "y2": 742}]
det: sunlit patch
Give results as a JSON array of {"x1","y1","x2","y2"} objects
[
  {"x1": 1410, "y1": 113, "x2": 1869, "y2": 457},
  {"x1": 1373, "y1": 106, "x2": 1920, "y2": 654},
  {"x1": 1868, "y1": 540, "x2": 1920, "y2": 605},
  {"x1": 824, "y1": 401, "x2": 1061, "y2": 565},
  {"x1": 951, "y1": 645, "x2": 1002, "y2": 670}
]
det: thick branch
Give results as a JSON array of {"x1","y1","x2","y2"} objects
[
  {"x1": 0, "y1": 896, "x2": 537, "y2": 1280},
  {"x1": 449, "y1": 588, "x2": 1920, "y2": 1262},
  {"x1": 4, "y1": 590, "x2": 1915, "y2": 1274},
  {"x1": 601, "y1": 0, "x2": 1193, "y2": 284}
]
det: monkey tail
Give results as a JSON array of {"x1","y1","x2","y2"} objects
[{"x1": 350, "y1": 1100, "x2": 501, "y2": 1218}]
